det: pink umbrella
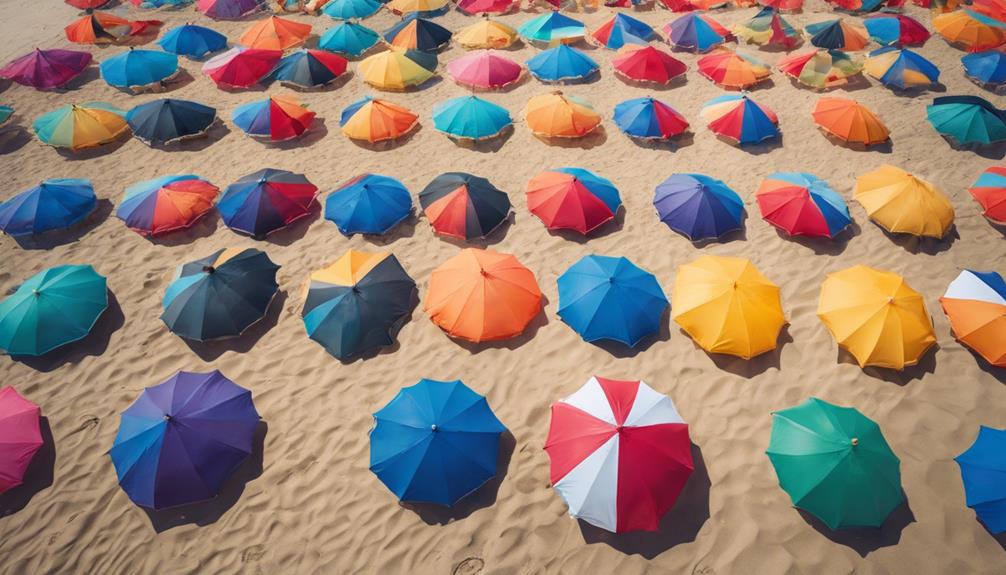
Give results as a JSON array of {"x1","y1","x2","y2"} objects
[
  {"x1": 0, "y1": 387, "x2": 43, "y2": 495},
  {"x1": 457, "y1": 0, "x2": 518, "y2": 13},
  {"x1": 447, "y1": 50, "x2": 523, "y2": 90},
  {"x1": 0, "y1": 48, "x2": 92, "y2": 90}
]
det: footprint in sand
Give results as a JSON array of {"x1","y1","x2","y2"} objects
[
  {"x1": 241, "y1": 545, "x2": 266, "y2": 563},
  {"x1": 453, "y1": 557, "x2": 484, "y2": 575}
]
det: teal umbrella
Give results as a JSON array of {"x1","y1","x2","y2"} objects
[
  {"x1": 926, "y1": 96, "x2": 1006, "y2": 146},
  {"x1": 0, "y1": 264, "x2": 108, "y2": 356},
  {"x1": 432, "y1": 95, "x2": 512, "y2": 142}
]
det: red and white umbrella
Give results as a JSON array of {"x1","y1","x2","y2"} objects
[{"x1": 544, "y1": 376, "x2": 693, "y2": 533}]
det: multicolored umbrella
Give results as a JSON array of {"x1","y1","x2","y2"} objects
[
  {"x1": 162, "y1": 248, "x2": 279, "y2": 341},
  {"x1": 697, "y1": 49, "x2": 770, "y2": 89},
  {"x1": 854, "y1": 165, "x2": 954, "y2": 238},
  {"x1": 218, "y1": 169, "x2": 318, "y2": 237},
  {"x1": 419, "y1": 172, "x2": 510, "y2": 240},
  {"x1": 956, "y1": 426, "x2": 1006, "y2": 532},
  {"x1": 384, "y1": 16, "x2": 452, "y2": 51},
  {"x1": 0, "y1": 179, "x2": 96, "y2": 237},
  {"x1": 545, "y1": 377, "x2": 692, "y2": 533},
  {"x1": 518, "y1": 11, "x2": 586, "y2": 46},
  {"x1": 99, "y1": 49, "x2": 178, "y2": 92},
  {"x1": 456, "y1": 18, "x2": 518, "y2": 49},
  {"x1": 812, "y1": 97, "x2": 889, "y2": 146},
  {"x1": 941, "y1": 270, "x2": 1006, "y2": 367},
  {"x1": 33, "y1": 102, "x2": 129, "y2": 152},
  {"x1": 202, "y1": 47, "x2": 282, "y2": 89},
  {"x1": 653, "y1": 174, "x2": 744, "y2": 241},
  {"x1": 370, "y1": 379, "x2": 506, "y2": 505},
  {"x1": 232, "y1": 94, "x2": 316, "y2": 142},
  {"x1": 358, "y1": 48, "x2": 437, "y2": 91},
  {"x1": 614, "y1": 97, "x2": 689, "y2": 141},
  {"x1": 158, "y1": 24, "x2": 228, "y2": 59},
  {"x1": 0, "y1": 387, "x2": 43, "y2": 495},
  {"x1": 198, "y1": 0, "x2": 263, "y2": 19},
  {"x1": 556, "y1": 255, "x2": 668, "y2": 347},
  {"x1": 386, "y1": 0, "x2": 449, "y2": 16},
  {"x1": 927, "y1": 95, "x2": 1006, "y2": 146},
  {"x1": 425, "y1": 248, "x2": 541, "y2": 342},
  {"x1": 448, "y1": 50, "x2": 523, "y2": 90},
  {"x1": 756, "y1": 172, "x2": 851, "y2": 238},
  {"x1": 128, "y1": 98, "x2": 216, "y2": 146},
  {"x1": 524, "y1": 91, "x2": 602, "y2": 139},
  {"x1": 0, "y1": 49, "x2": 92, "y2": 90},
  {"x1": 818, "y1": 265, "x2": 936, "y2": 369},
  {"x1": 526, "y1": 45, "x2": 599, "y2": 83},
  {"x1": 700, "y1": 93, "x2": 779, "y2": 145},
  {"x1": 934, "y1": 9, "x2": 1006, "y2": 52},
  {"x1": 864, "y1": 14, "x2": 930, "y2": 47},
  {"x1": 665, "y1": 13, "x2": 730, "y2": 53},
  {"x1": 303, "y1": 251, "x2": 416, "y2": 359},
  {"x1": 864, "y1": 47, "x2": 940, "y2": 89},
  {"x1": 591, "y1": 13, "x2": 656, "y2": 50},
  {"x1": 963, "y1": 50, "x2": 1006, "y2": 87},
  {"x1": 0, "y1": 265, "x2": 108, "y2": 356},
  {"x1": 777, "y1": 49, "x2": 862, "y2": 89},
  {"x1": 340, "y1": 96, "x2": 419, "y2": 143},
  {"x1": 969, "y1": 166, "x2": 1006, "y2": 224},
  {"x1": 66, "y1": 0, "x2": 111, "y2": 8},
  {"x1": 432, "y1": 96, "x2": 512, "y2": 142},
  {"x1": 457, "y1": 0, "x2": 518, "y2": 14},
  {"x1": 767, "y1": 397, "x2": 904, "y2": 529},
  {"x1": 318, "y1": 22, "x2": 380, "y2": 57},
  {"x1": 116, "y1": 175, "x2": 219, "y2": 236},
  {"x1": 270, "y1": 49, "x2": 347, "y2": 88},
  {"x1": 325, "y1": 174, "x2": 412, "y2": 236},
  {"x1": 65, "y1": 12, "x2": 161, "y2": 45},
  {"x1": 322, "y1": 0, "x2": 382, "y2": 19},
  {"x1": 239, "y1": 16, "x2": 311, "y2": 50},
  {"x1": 733, "y1": 7, "x2": 801, "y2": 50},
  {"x1": 759, "y1": 0, "x2": 803, "y2": 10},
  {"x1": 109, "y1": 371, "x2": 260, "y2": 510},
  {"x1": 526, "y1": 167, "x2": 621, "y2": 234},
  {"x1": 805, "y1": 19, "x2": 869, "y2": 51},
  {"x1": 613, "y1": 45, "x2": 688, "y2": 85}
]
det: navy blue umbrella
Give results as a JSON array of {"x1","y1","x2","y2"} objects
[
  {"x1": 384, "y1": 15, "x2": 452, "y2": 52},
  {"x1": 126, "y1": 99, "x2": 217, "y2": 146},
  {"x1": 0, "y1": 178, "x2": 96, "y2": 237},
  {"x1": 270, "y1": 49, "x2": 348, "y2": 89}
]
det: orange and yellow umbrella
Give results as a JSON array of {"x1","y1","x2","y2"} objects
[
  {"x1": 697, "y1": 48, "x2": 772, "y2": 89},
  {"x1": 239, "y1": 16, "x2": 312, "y2": 51},
  {"x1": 32, "y1": 102, "x2": 130, "y2": 151},
  {"x1": 456, "y1": 18, "x2": 518, "y2": 50},
  {"x1": 386, "y1": 0, "x2": 449, "y2": 14},
  {"x1": 812, "y1": 97, "x2": 890, "y2": 146},
  {"x1": 854, "y1": 165, "x2": 954, "y2": 238},
  {"x1": 340, "y1": 96, "x2": 418, "y2": 143},
  {"x1": 933, "y1": 9, "x2": 1006, "y2": 52},
  {"x1": 523, "y1": 91, "x2": 601, "y2": 139},
  {"x1": 358, "y1": 47, "x2": 437, "y2": 90}
]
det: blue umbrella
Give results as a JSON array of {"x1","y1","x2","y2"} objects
[
  {"x1": 269, "y1": 49, "x2": 348, "y2": 89},
  {"x1": 556, "y1": 254, "x2": 668, "y2": 347},
  {"x1": 99, "y1": 49, "x2": 179, "y2": 91},
  {"x1": 157, "y1": 24, "x2": 228, "y2": 59},
  {"x1": 323, "y1": 0, "x2": 382, "y2": 20},
  {"x1": 0, "y1": 178, "x2": 96, "y2": 237},
  {"x1": 592, "y1": 13, "x2": 655, "y2": 50},
  {"x1": 325, "y1": 174, "x2": 412, "y2": 235},
  {"x1": 318, "y1": 22, "x2": 381, "y2": 57},
  {"x1": 956, "y1": 426, "x2": 1006, "y2": 533},
  {"x1": 126, "y1": 99, "x2": 217, "y2": 146},
  {"x1": 653, "y1": 173, "x2": 745, "y2": 241},
  {"x1": 613, "y1": 97, "x2": 689, "y2": 140},
  {"x1": 963, "y1": 51, "x2": 1006, "y2": 88},
  {"x1": 432, "y1": 95, "x2": 512, "y2": 141},
  {"x1": 384, "y1": 15, "x2": 452, "y2": 52},
  {"x1": 370, "y1": 378, "x2": 506, "y2": 505},
  {"x1": 527, "y1": 45, "x2": 599, "y2": 83},
  {"x1": 518, "y1": 11, "x2": 585, "y2": 46}
]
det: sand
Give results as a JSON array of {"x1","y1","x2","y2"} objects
[{"x1": 1, "y1": 1, "x2": 1006, "y2": 573}]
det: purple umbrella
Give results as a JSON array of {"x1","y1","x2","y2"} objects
[
  {"x1": 0, "y1": 48, "x2": 93, "y2": 90},
  {"x1": 653, "y1": 173, "x2": 746, "y2": 241},
  {"x1": 109, "y1": 370, "x2": 260, "y2": 510}
]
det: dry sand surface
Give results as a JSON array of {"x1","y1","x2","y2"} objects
[{"x1": 1, "y1": 1, "x2": 1006, "y2": 573}]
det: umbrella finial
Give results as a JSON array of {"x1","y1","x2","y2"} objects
[
  {"x1": 431, "y1": 423, "x2": 438, "y2": 432},
  {"x1": 851, "y1": 437, "x2": 859, "y2": 446},
  {"x1": 32, "y1": 288, "x2": 40, "y2": 296},
  {"x1": 203, "y1": 265, "x2": 216, "y2": 274},
  {"x1": 164, "y1": 414, "x2": 172, "y2": 421}
]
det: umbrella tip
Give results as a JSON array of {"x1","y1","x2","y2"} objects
[
  {"x1": 203, "y1": 265, "x2": 216, "y2": 274},
  {"x1": 32, "y1": 288, "x2": 40, "y2": 296},
  {"x1": 851, "y1": 437, "x2": 859, "y2": 446},
  {"x1": 431, "y1": 424, "x2": 438, "y2": 431},
  {"x1": 164, "y1": 414, "x2": 172, "y2": 421}
]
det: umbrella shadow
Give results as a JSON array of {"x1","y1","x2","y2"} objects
[
  {"x1": 772, "y1": 220, "x2": 861, "y2": 256},
  {"x1": 182, "y1": 291, "x2": 287, "y2": 361},
  {"x1": 147, "y1": 211, "x2": 220, "y2": 246},
  {"x1": 61, "y1": 66, "x2": 102, "y2": 91},
  {"x1": 274, "y1": 71, "x2": 354, "y2": 93},
  {"x1": 884, "y1": 82, "x2": 946, "y2": 97},
  {"x1": 626, "y1": 132, "x2": 695, "y2": 152},
  {"x1": 615, "y1": 74, "x2": 687, "y2": 91},
  {"x1": 402, "y1": 429, "x2": 515, "y2": 525},
  {"x1": 0, "y1": 126, "x2": 32, "y2": 155},
  {"x1": 590, "y1": 307, "x2": 671, "y2": 358},
  {"x1": 263, "y1": 202, "x2": 321, "y2": 246},
  {"x1": 798, "y1": 494, "x2": 915, "y2": 557},
  {"x1": 731, "y1": 134, "x2": 784, "y2": 155},
  {"x1": 877, "y1": 223, "x2": 958, "y2": 255},
  {"x1": 0, "y1": 417, "x2": 56, "y2": 517},
  {"x1": 360, "y1": 213, "x2": 419, "y2": 246},
  {"x1": 12, "y1": 198, "x2": 113, "y2": 250},
  {"x1": 450, "y1": 295, "x2": 550, "y2": 354},
  {"x1": 837, "y1": 74, "x2": 873, "y2": 93},
  {"x1": 116, "y1": 68, "x2": 196, "y2": 96},
  {"x1": 143, "y1": 420, "x2": 268, "y2": 533},
  {"x1": 547, "y1": 207, "x2": 625, "y2": 243},
  {"x1": 533, "y1": 126, "x2": 607, "y2": 149},
  {"x1": 944, "y1": 139, "x2": 1006, "y2": 161},
  {"x1": 820, "y1": 131, "x2": 893, "y2": 153},
  {"x1": 842, "y1": 344, "x2": 939, "y2": 386},
  {"x1": 447, "y1": 125, "x2": 514, "y2": 153},
  {"x1": 701, "y1": 325, "x2": 793, "y2": 378},
  {"x1": 577, "y1": 443, "x2": 710, "y2": 559},
  {"x1": 55, "y1": 135, "x2": 130, "y2": 161},
  {"x1": 273, "y1": 116, "x2": 329, "y2": 150},
  {"x1": 157, "y1": 121, "x2": 232, "y2": 152},
  {"x1": 965, "y1": 347, "x2": 1006, "y2": 385}
]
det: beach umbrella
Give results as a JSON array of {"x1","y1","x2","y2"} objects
[
  {"x1": 270, "y1": 49, "x2": 348, "y2": 88},
  {"x1": 700, "y1": 93, "x2": 779, "y2": 145},
  {"x1": 162, "y1": 248, "x2": 279, "y2": 341},
  {"x1": 202, "y1": 47, "x2": 282, "y2": 89},
  {"x1": 322, "y1": 0, "x2": 382, "y2": 19},
  {"x1": 526, "y1": 167, "x2": 621, "y2": 234},
  {"x1": 358, "y1": 48, "x2": 437, "y2": 90},
  {"x1": 927, "y1": 96, "x2": 1006, "y2": 146},
  {"x1": 110, "y1": 371, "x2": 259, "y2": 510},
  {"x1": 653, "y1": 174, "x2": 744, "y2": 241},
  {"x1": 198, "y1": 0, "x2": 262, "y2": 18},
  {"x1": 340, "y1": 96, "x2": 419, "y2": 143},
  {"x1": 66, "y1": 0, "x2": 110, "y2": 8},
  {"x1": 941, "y1": 270, "x2": 1006, "y2": 367},
  {"x1": 956, "y1": 426, "x2": 1006, "y2": 532},
  {"x1": 0, "y1": 179, "x2": 95, "y2": 237},
  {"x1": 232, "y1": 94, "x2": 316, "y2": 142},
  {"x1": 818, "y1": 265, "x2": 936, "y2": 369},
  {"x1": 99, "y1": 49, "x2": 179, "y2": 92},
  {"x1": 805, "y1": 19, "x2": 869, "y2": 51},
  {"x1": 386, "y1": 0, "x2": 449, "y2": 15},
  {"x1": 613, "y1": 45, "x2": 688, "y2": 85},
  {"x1": 239, "y1": 16, "x2": 311, "y2": 50},
  {"x1": 756, "y1": 172, "x2": 851, "y2": 238},
  {"x1": 759, "y1": 0, "x2": 803, "y2": 10},
  {"x1": 0, "y1": 106, "x2": 10, "y2": 127},
  {"x1": 158, "y1": 24, "x2": 228, "y2": 59},
  {"x1": 0, "y1": 265, "x2": 107, "y2": 356},
  {"x1": 219, "y1": 169, "x2": 318, "y2": 237},
  {"x1": 518, "y1": 12, "x2": 586, "y2": 46},
  {"x1": 303, "y1": 251, "x2": 416, "y2": 359},
  {"x1": 665, "y1": 13, "x2": 730, "y2": 53},
  {"x1": 854, "y1": 165, "x2": 954, "y2": 238},
  {"x1": 969, "y1": 166, "x2": 1006, "y2": 224},
  {"x1": 33, "y1": 102, "x2": 129, "y2": 152},
  {"x1": 0, "y1": 387, "x2": 43, "y2": 495},
  {"x1": 526, "y1": 45, "x2": 599, "y2": 83},
  {"x1": 419, "y1": 172, "x2": 510, "y2": 240},
  {"x1": 591, "y1": 13, "x2": 656, "y2": 50},
  {"x1": 65, "y1": 12, "x2": 161, "y2": 45},
  {"x1": 116, "y1": 175, "x2": 219, "y2": 236},
  {"x1": 812, "y1": 97, "x2": 889, "y2": 146},
  {"x1": 432, "y1": 96, "x2": 512, "y2": 142},
  {"x1": 974, "y1": 0, "x2": 1006, "y2": 19},
  {"x1": 318, "y1": 22, "x2": 381, "y2": 57},
  {"x1": 613, "y1": 97, "x2": 688, "y2": 140},
  {"x1": 864, "y1": 47, "x2": 939, "y2": 89},
  {"x1": 863, "y1": 14, "x2": 930, "y2": 47},
  {"x1": 963, "y1": 50, "x2": 1006, "y2": 87},
  {"x1": 127, "y1": 99, "x2": 216, "y2": 147},
  {"x1": 457, "y1": 0, "x2": 518, "y2": 13},
  {"x1": 556, "y1": 255, "x2": 668, "y2": 347},
  {"x1": 767, "y1": 397, "x2": 904, "y2": 529},
  {"x1": 524, "y1": 91, "x2": 602, "y2": 139},
  {"x1": 934, "y1": 10, "x2": 1006, "y2": 52},
  {"x1": 733, "y1": 8, "x2": 801, "y2": 50},
  {"x1": 697, "y1": 49, "x2": 770, "y2": 89},
  {"x1": 370, "y1": 379, "x2": 505, "y2": 505},
  {"x1": 456, "y1": 18, "x2": 518, "y2": 49},
  {"x1": 0, "y1": 49, "x2": 92, "y2": 90},
  {"x1": 545, "y1": 376, "x2": 692, "y2": 533},
  {"x1": 778, "y1": 49, "x2": 862, "y2": 89},
  {"x1": 425, "y1": 248, "x2": 541, "y2": 342},
  {"x1": 673, "y1": 255, "x2": 785, "y2": 358},
  {"x1": 385, "y1": 16, "x2": 452, "y2": 52},
  {"x1": 447, "y1": 50, "x2": 523, "y2": 90},
  {"x1": 325, "y1": 174, "x2": 412, "y2": 235}
]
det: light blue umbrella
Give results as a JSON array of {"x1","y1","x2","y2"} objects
[
  {"x1": 325, "y1": 174, "x2": 413, "y2": 235},
  {"x1": 527, "y1": 45, "x2": 598, "y2": 83},
  {"x1": 518, "y1": 12, "x2": 585, "y2": 46},
  {"x1": 157, "y1": 24, "x2": 228, "y2": 59},
  {"x1": 432, "y1": 95, "x2": 512, "y2": 141},
  {"x1": 323, "y1": 0, "x2": 381, "y2": 20},
  {"x1": 100, "y1": 49, "x2": 179, "y2": 91},
  {"x1": 318, "y1": 22, "x2": 381, "y2": 57}
]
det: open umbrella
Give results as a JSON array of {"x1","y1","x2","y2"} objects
[
  {"x1": 767, "y1": 397, "x2": 904, "y2": 530},
  {"x1": 340, "y1": 96, "x2": 419, "y2": 143},
  {"x1": 518, "y1": 11, "x2": 586, "y2": 46},
  {"x1": 805, "y1": 19, "x2": 869, "y2": 51},
  {"x1": 927, "y1": 95, "x2": 1006, "y2": 146},
  {"x1": 457, "y1": 18, "x2": 518, "y2": 49},
  {"x1": 969, "y1": 166, "x2": 1006, "y2": 224},
  {"x1": 934, "y1": 9, "x2": 1006, "y2": 52},
  {"x1": 232, "y1": 94, "x2": 316, "y2": 142},
  {"x1": 956, "y1": 426, "x2": 1006, "y2": 532},
  {"x1": 358, "y1": 48, "x2": 437, "y2": 91},
  {"x1": 425, "y1": 248, "x2": 541, "y2": 342},
  {"x1": 240, "y1": 16, "x2": 311, "y2": 50},
  {"x1": 202, "y1": 47, "x2": 282, "y2": 89},
  {"x1": 65, "y1": 12, "x2": 161, "y2": 45},
  {"x1": 700, "y1": 93, "x2": 779, "y2": 145},
  {"x1": 419, "y1": 172, "x2": 510, "y2": 240},
  {"x1": 0, "y1": 387, "x2": 43, "y2": 495},
  {"x1": 665, "y1": 13, "x2": 730, "y2": 53},
  {"x1": 524, "y1": 91, "x2": 601, "y2": 139},
  {"x1": 591, "y1": 13, "x2": 656, "y2": 50},
  {"x1": 386, "y1": 0, "x2": 449, "y2": 15},
  {"x1": 322, "y1": 0, "x2": 382, "y2": 19},
  {"x1": 854, "y1": 165, "x2": 954, "y2": 238},
  {"x1": 33, "y1": 102, "x2": 129, "y2": 151},
  {"x1": 526, "y1": 167, "x2": 621, "y2": 234},
  {"x1": 614, "y1": 97, "x2": 689, "y2": 140},
  {"x1": 126, "y1": 99, "x2": 216, "y2": 146},
  {"x1": 448, "y1": 50, "x2": 523, "y2": 90},
  {"x1": 527, "y1": 45, "x2": 598, "y2": 83},
  {"x1": 613, "y1": 45, "x2": 688, "y2": 85},
  {"x1": 0, "y1": 179, "x2": 96, "y2": 237},
  {"x1": 432, "y1": 96, "x2": 512, "y2": 142},
  {"x1": 557, "y1": 255, "x2": 668, "y2": 347},
  {"x1": 318, "y1": 22, "x2": 381, "y2": 57},
  {"x1": 940, "y1": 270, "x2": 1006, "y2": 367},
  {"x1": 974, "y1": 0, "x2": 1006, "y2": 19},
  {"x1": 219, "y1": 169, "x2": 318, "y2": 237},
  {"x1": 777, "y1": 49, "x2": 862, "y2": 89},
  {"x1": 0, "y1": 265, "x2": 108, "y2": 356},
  {"x1": 384, "y1": 16, "x2": 452, "y2": 51},
  {"x1": 697, "y1": 49, "x2": 770, "y2": 89},
  {"x1": 733, "y1": 7, "x2": 801, "y2": 49},
  {"x1": 66, "y1": 0, "x2": 111, "y2": 8},
  {"x1": 0, "y1": 49, "x2": 92, "y2": 90},
  {"x1": 0, "y1": 106, "x2": 10, "y2": 128},
  {"x1": 653, "y1": 173, "x2": 744, "y2": 241},
  {"x1": 963, "y1": 50, "x2": 1006, "y2": 88},
  {"x1": 198, "y1": 0, "x2": 263, "y2": 18},
  {"x1": 864, "y1": 47, "x2": 940, "y2": 89},
  {"x1": 325, "y1": 174, "x2": 412, "y2": 236},
  {"x1": 759, "y1": 0, "x2": 804, "y2": 10},
  {"x1": 270, "y1": 49, "x2": 347, "y2": 89},
  {"x1": 756, "y1": 172, "x2": 851, "y2": 238},
  {"x1": 102, "y1": 49, "x2": 178, "y2": 92},
  {"x1": 158, "y1": 24, "x2": 228, "y2": 59},
  {"x1": 545, "y1": 376, "x2": 692, "y2": 533},
  {"x1": 457, "y1": 0, "x2": 517, "y2": 13},
  {"x1": 812, "y1": 97, "x2": 889, "y2": 146},
  {"x1": 864, "y1": 14, "x2": 930, "y2": 47},
  {"x1": 116, "y1": 175, "x2": 219, "y2": 236}
]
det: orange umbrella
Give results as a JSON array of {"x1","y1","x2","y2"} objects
[
  {"x1": 697, "y1": 49, "x2": 772, "y2": 89},
  {"x1": 239, "y1": 16, "x2": 312, "y2": 51},
  {"x1": 424, "y1": 248, "x2": 542, "y2": 342},
  {"x1": 812, "y1": 97, "x2": 890, "y2": 146},
  {"x1": 933, "y1": 10, "x2": 1006, "y2": 52},
  {"x1": 65, "y1": 13, "x2": 161, "y2": 45},
  {"x1": 523, "y1": 91, "x2": 601, "y2": 139}
]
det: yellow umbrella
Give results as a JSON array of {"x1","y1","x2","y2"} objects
[
  {"x1": 357, "y1": 47, "x2": 436, "y2": 91},
  {"x1": 387, "y1": 0, "x2": 449, "y2": 14},
  {"x1": 523, "y1": 91, "x2": 601, "y2": 139},
  {"x1": 456, "y1": 18, "x2": 518, "y2": 50},
  {"x1": 818, "y1": 265, "x2": 936, "y2": 370},
  {"x1": 854, "y1": 165, "x2": 954, "y2": 238},
  {"x1": 672, "y1": 255, "x2": 787, "y2": 359}
]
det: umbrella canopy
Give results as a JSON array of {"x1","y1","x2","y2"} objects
[
  {"x1": 162, "y1": 248, "x2": 279, "y2": 341},
  {"x1": 0, "y1": 387, "x2": 43, "y2": 495},
  {"x1": 526, "y1": 167, "x2": 621, "y2": 234},
  {"x1": 198, "y1": 0, "x2": 262, "y2": 19},
  {"x1": 340, "y1": 96, "x2": 419, "y2": 143},
  {"x1": 940, "y1": 270, "x2": 1006, "y2": 367},
  {"x1": 116, "y1": 175, "x2": 219, "y2": 236},
  {"x1": 665, "y1": 13, "x2": 730, "y2": 53},
  {"x1": 432, "y1": 95, "x2": 512, "y2": 141},
  {"x1": 239, "y1": 16, "x2": 311, "y2": 50},
  {"x1": 109, "y1": 370, "x2": 259, "y2": 510},
  {"x1": 556, "y1": 255, "x2": 668, "y2": 347},
  {"x1": 325, "y1": 174, "x2": 412, "y2": 236},
  {"x1": 527, "y1": 45, "x2": 599, "y2": 83},
  {"x1": 760, "y1": 0, "x2": 804, "y2": 9},
  {"x1": 33, "y1": 102, "x2": 129, "y2": 151},
  {"x1": 864, "y1": 47, "x2": 940, "y2": 89},
  {"x1": 805, "y1": 19, "x2": 869, "y2": 51},
  {"x1": 0, "y1": 106, "x2": 10, "y2": 127},
  {"x1": 864, "y1": 14, "x2": 930, "y2": 47},
  {"x1": 370, "y1": 379, "x2": 506, "y2": 505},
  {"x1": 544, "y1": 376, "x2": 692, "y2": 533},
  {"x1": 778, "y1": 49, "x2": 862, "y2": 89},
  {"x1": 818, "y1": 265, "x2": 936, "y2": 369},
  {"x1": 614, "y1": 97, "x2": 689, "y2": 140},
  {"x1": 303, "y1": 250, "x2": 416, "y2": 359},
  {"x1": 963, "y1": 50, "x2": 1006, "y2": 87},
  {"x1": 0, "y1": 48, "x2": 92, "y2": 90},
  {"x1": 448, "y1": 50, "x2": 523, "y2": 90},
  {"x1": 232, "y1": 94, "x2": 316, "y2": 142},
  {"x1": 318, "y1": 22, "x2": 381, "y2": 57},
  {"x1": 126, "y1": 99, "x2": 216, "y2": 146},
  {"x1": 591, "y1": 13, "x2": 656, "y2": 50},
  {"x1": 99, "y1": 49, "x2": 179, "y2": 91},
  {"x1": 969, "y1": 166, "x2": 1006, "y2": 224},
  {"x1": 358, "y1": 48, "x2": 437, "y2": 90},
  {"x1": 733, "y1": 7, "x2": 801, "y2": 49},
  {"x1": 518, "y1": 11, "x2": 586, "y2": 46},
  {"x1": 67, "y1": 0, "x2": 111, "y2": 8},
  {"x1": 613, "y1": 45, "x2": 688, "y2": 85},
  {"x1": 974, "y1": 0, "x2": 1006, "y2": 19},
  {"x1": 202, "y1": 47, "x2": 282, "y2": 89},
  {"x1": 385, "y1": 16, "x2": 452, "y2": 51},
  {"x1": 934, "y1": 9, "x2": 1006, "y2": 52},
  {"x1": 0, "y1": 179, "x2": 96, "y2": 237},
  {"x1": 854, "y1": 165, "x2": 954, "y2": 238},
  {"x1": 322, "y1": 0, "x2": 382, "y2": 19},
  {"x1": 158, "y1": 24, "x2": 228, "y2": 59},
  {"x1": 653, "y1": 173, "x2": 744, "y2": 241},
  {"x1": 425, "y1": 248, "x2": 541, "y2": 342},
  {"x1": 419, "y1": 172, "x2": 510, "y2": 239},
  {"x1": 812, "y1": 96, "x2": 889, "y2": 146},
  {"x1": 218, "y1": 169, "x2": 317, "y2": 237},
  {"x1": 927, "y1": 95, "x2": 1006, "y2": 146},
  {"x1": 697, "y1": 48, "x2": 770, "y2": 89},
  {"x1": 756, "y1": 172, "x2": 851, "y2": 238},
  {"x1": 0, "y1": 265, "x2": 107, "y2": 356},
  {"x1": 386, "y1": 0, "x2": 449, "y2": 15},
  {"x1": 767, "y1": 397, "x2": 904, "y2": 530},
  {"x1": 524, "y1": 91, "x2": 602, "y2": 138},
  {"x1": 270, "y1": 49, "x2": 348, "y2": 88},
  {"x1": 700, "y1": 93, "x2": 779, "y2": 145},
  {"x1": 457, "y1": 0, "x2": 517, "y2": 13},
  {"x1": 65, "y1": 12, "x2": 161, "y2": 45},
  {"x1": 456, "y1": 18, "x2": 518, "y2": 49},
  {"x1": 956, "y1": 426, "x2": 1006, "y2": 532}
]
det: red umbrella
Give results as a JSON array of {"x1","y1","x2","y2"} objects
[
  {"x1": 526, "y1": 168, "x2": 622, "y2": 235},
  {"x1": 65, "y1": 0, "x2": 111, "y2": 8},
  {"x1": 202, "y1": 47, "x2": 282, "y2": 89},
  {"x1": 0, "y1": 387, "x2": 43, "y2": 495},
  {"x1": 612, "y1": 46, "x2": 687, "y2": 85},
  {"x1": 457, "y1": 0, "x2": 518, "y2": 13}
]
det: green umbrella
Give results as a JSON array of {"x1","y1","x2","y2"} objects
[
  {"x1": 0, "y1": 264, "x2": 108, "y2": 356},
  {"x1": 766, "y1": 397, "x2": 904, "y2": 530},
  {"x1": 926, "y1": 96, "x2": 1006, "y2": 146}
]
